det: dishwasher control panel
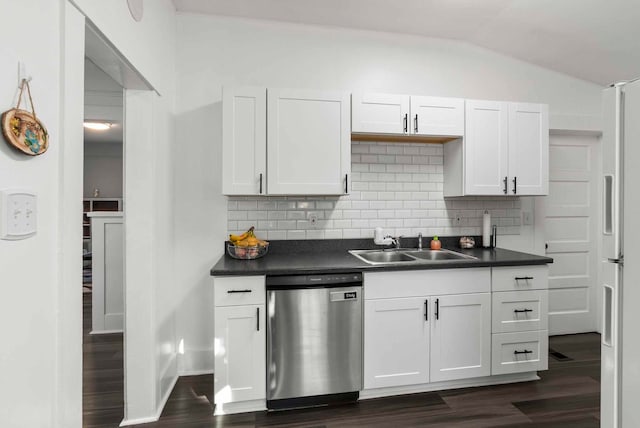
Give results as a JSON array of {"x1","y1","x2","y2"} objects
[{"x1": 266, "y1": 272, "x2": 363, "y2": 288}]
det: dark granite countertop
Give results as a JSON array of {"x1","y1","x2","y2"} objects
[{"x1": 210, "y1": 237, "x2": 553, "y2": 277}]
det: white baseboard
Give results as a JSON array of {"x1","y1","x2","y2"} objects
[
  {"x1": 90, "y1": 329, "x2": 123, "y2": 335},
  {"x1": 214, "y1": 399, "x2": 266, "y2": 416},
  {"x1": 119, "y1": 361, "x2": 178, "y2": 427},
  {"x1": 359, "y1": 372, "x2": 539, "y2": 400},
  {"x1": 179, "y1": 369, "x2": 214, "y2": 377}
]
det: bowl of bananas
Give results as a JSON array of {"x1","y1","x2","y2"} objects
[{"x1": 227, "y1": 226, "x2": 270, "y2": 260}]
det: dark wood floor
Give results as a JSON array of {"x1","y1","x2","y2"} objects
[
  {"x1": 83, "y1": 294, "x2": 601, "y2": 427},
  {"x1": 83, "y1": 293, "x2": 124, "y2": 428}
]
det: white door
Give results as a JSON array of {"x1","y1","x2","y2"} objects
[
  {"x1": 214, "y1": 305, "x2": 266, "y2": 405},
  {"x1": 352, "y1": 92, "x2": 410, "y2": 134},
  {"x1": 508, "y1": 103, "x2": 549, "y2": 196},
  {"x1": 364, "y1": 297, "x2": 430, "y2": 389},
  {"x1": 410, "y1": 96, "x2": 464, "y2": 136},
  {"x1": 545, "y1": 134, "x2": 600, "y2": 334},
  {"x1": 267, "y1": 88, "x2": 350, "y2": 195},
  {"x1": 464, "y1": 100, "x2": 509, "y2": 195},
  {"x1": 430, "y1": 293, "x2": 491, "y2": 382},
  {"x1": 222, "y1": 87, "x2": 267, "y2": 195}
]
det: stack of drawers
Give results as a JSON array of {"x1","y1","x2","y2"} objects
[{"x1": 491, "y1": 266, "x2": 549, "y2": 375}]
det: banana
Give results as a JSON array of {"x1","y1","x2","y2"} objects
[{"x1": 230, "y1": 226, "x2": 255, "y2": 243}]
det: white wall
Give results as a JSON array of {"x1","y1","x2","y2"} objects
[
  {"x1": 0, "y1": 1, "x2": 177, "y2": 426},
  {"x1": 0, "y1": 1, "x2": 62, "y2": 427},
  {"x1": 174, "y1": 13, "x2": 603, "y2": 374},
  {"x1": 83, "y1": 142, "x2": 123, "y2": 198}
]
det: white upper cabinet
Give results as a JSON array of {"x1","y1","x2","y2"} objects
[
  {"x1": 222, "y1": 87, "x2": 267, "y2": 195},
  {"x1": 352, "y1": 92, "x2": 465, "y2": 137},
  {"x1": 508, "y1": 103, "x2": 549, "y2": 196},
  {"x1": 444, "y1": 99, "x2": 549, "y2": 197},
  {"x1": 267, "y1": 88, "x2": 351, "y2": 195},
  {"x1": 411, "y1": 96, "x2": 465, "y2": 136},
  {"x1": 352, "y1": 93, "x2": 410, "y2": 134},
  {"x1": 463, "y1": 100, "x2": 510, "y2": 196}
]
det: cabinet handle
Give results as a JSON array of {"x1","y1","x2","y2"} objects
[
  {"x1": 503, "y1": 176, "x2": 508, "y2": 194},
  {"x1": 514, "y1": 276, "x2": 534, "y2": 281},
  {"x1": 424, "y1": 299, "x2": 428, "y2": 321},
  {"x1": 512, "y1": 176, "x2": 517, "y2": 194},
  {"x1": 514, "y1": 308, "x2": 533, "y2": 313},
  {"x1": 345, "y1": 174, "x2": 348, "y2": 194},
  {"x1": 403, "y1": 114, "x2": 408, "y2": 133},
  {"x1": 227, "y1": 289, "x2": 252, "y2": 294},
  {"x1": 257, "y1": 307, "x2": 260, "y2": 331},
  {"x1": 435, "y1": 298, "x2": 439, "y2": 320},
  {"x1": 514, "y1": 349, "x2": 533, "y2": 355},
  {"x1": 414, "y1": 114, "x2": 418, "y2": 133},
  {"x1": 259, "y1": 173, "x2": 263, "y2": 194}
]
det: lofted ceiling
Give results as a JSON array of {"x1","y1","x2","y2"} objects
[{"x1": 173, "y1": 0, "x2": 640, "y2": 86}]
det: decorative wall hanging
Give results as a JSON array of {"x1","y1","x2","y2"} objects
[{"x1": 1, "y1": 79, "x2": 49, "y2": 156}]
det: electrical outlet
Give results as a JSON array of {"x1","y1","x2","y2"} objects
[
  {"x1": 453, "y1": 210, "x2": 462, "y2": 226},
  {"x1": 522, "y1": 211, "x2": 533, "y2": 226},
  {"x1": 308, "y1": 213, "x2": 318, "y2": 227},
  {"x1": 0, "y1": 189, "x2": 37, "y2": 240}
]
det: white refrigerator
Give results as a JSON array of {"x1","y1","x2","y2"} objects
[{"x1": 601, "y1": 79, "x2": 640, "y2": 428}]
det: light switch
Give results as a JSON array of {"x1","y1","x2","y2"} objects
[
  {"x1": 522, "y1": 211, "x2": 533, "y2": 226},
  {"x1": 0, "y1": 189, "x2": 37, "y2": 240}
]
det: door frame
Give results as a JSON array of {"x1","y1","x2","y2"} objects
[{"x1": 60, "y1": 3, "x2": 158, "y2": 426}]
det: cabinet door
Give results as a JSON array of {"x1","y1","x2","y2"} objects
[
  {"x1": 352, "y1": 92, "x2": 410, "y2": 134},
  {"x1": 464, "y1": 100, "x2": 509, "y2": 195},
  {"x1": 222, "y1": 87, "x2": 267, "y2": 195},
  {"x1": 214, "y1": 305, "x2": 266, "y2": 404},
  {"x1": 410, "y1": 96, "x2": 464, "y2": 136},
  {"x1": 430, "y1": 293, "x2": 491, "y2": 382},
  {"x1": 364, "y1": 297, "x2": 430, "y2": 389},
  {"x1": 268, "y1": 88, "x2": 350, "y2": 195},
  {"x1": 508, "y1": 103, "x2": 549, "y2": 195}
]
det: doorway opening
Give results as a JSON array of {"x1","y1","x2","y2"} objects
[{"x1": 82, "y1": 57, "x2": 125, "y2": 427}]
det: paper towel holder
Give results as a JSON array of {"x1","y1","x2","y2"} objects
[{"x1": 491, "y1": 224, "x2": 497, "y2": 248}]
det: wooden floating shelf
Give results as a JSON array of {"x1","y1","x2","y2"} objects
[{"x1": 351, "y1": 133, "x2": 460, "y2": 144}]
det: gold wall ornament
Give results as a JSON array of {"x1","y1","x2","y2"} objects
[{"x1": 1, "y1": 79, "x2": 49, "y2": 156}]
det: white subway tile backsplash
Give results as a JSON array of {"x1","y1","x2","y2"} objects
[{"x1": 227, "y1": 141, "x2": 522, "y2": 239}]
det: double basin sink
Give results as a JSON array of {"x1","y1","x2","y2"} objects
[{"x1": 349, "y1": 248, "x2": 477, "y2": 265}]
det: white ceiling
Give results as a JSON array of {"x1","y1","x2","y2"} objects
[
  {"x1": 84, "y1": 60, "x2": 124, "y2": 145},
  {"x1": 173, "y1": 0, "x2": 640, "y2": 86}
]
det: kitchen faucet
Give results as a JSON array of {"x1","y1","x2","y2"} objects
[{"x1": 384, "y1": 235, "x2": 402, "y2": 249}]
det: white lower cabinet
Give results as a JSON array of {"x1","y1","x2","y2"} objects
[
  {"x1": 430, "y1": 293, "x2": 492, "y2": 382},
  {"x1": 213, "y1": 276, "x2": 266, "y2": 415},
  {"x1": 490, "y1": 266, "x2": 549, "y2": 376},
  {"x1": 214, "y1": 305, "x2": 266, "y2": 404},
  {"x1": 363, "y1": 269, "x2": 492, "y2": 390},
  {"x1": 364, "y1": 297, "x2": 430, "y2": 389}
]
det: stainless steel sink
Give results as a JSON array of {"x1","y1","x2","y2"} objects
[
  {"x1": 349, "y1": 248, "x2": 477, "y2": 265},
  {"x1": 403, "y1": 249, "x2": 477, "y2": 261}
]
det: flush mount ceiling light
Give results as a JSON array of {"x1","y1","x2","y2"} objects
[{"x1": 83, "y1": 121, "x2": 113, "y2": 131}]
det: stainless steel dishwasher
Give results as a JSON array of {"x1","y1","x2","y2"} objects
[{"x1": 266, "y1": 272, "x2": 363, "y2": 410}]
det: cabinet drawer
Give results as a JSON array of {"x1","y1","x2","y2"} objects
[
  {"x1": 214, "y1": 276, "x2": 265, "y2": 307},
  {"x1": 492, "y1": 290, "x2": 548, "y2": 333},
  {"x1": 491, "y1": 331, "x2": 548, "y2": 375},
  {"x1": 492, "y1": 266, "x2": 548, "y2": 292}
]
